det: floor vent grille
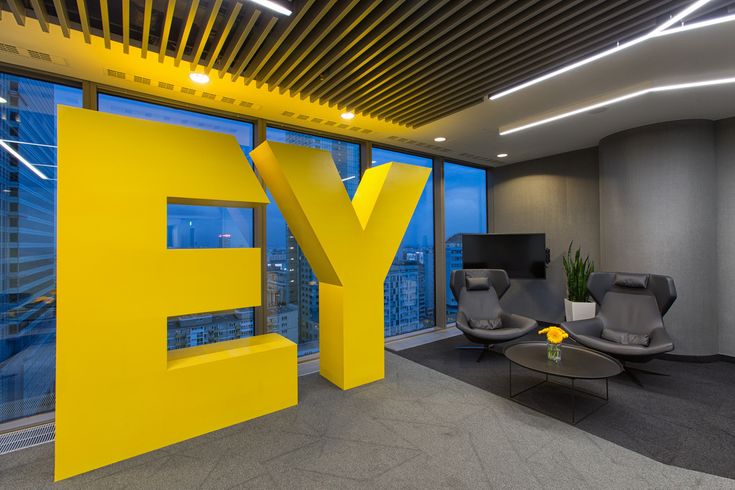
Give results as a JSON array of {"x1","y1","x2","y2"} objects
[{"x1": 0, "y1": 423, "x2": 55, "y2": 456}]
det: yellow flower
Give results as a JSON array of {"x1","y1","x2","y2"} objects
[{"x1": 538, "y1": 326, "x2": 568, "y2": 344}]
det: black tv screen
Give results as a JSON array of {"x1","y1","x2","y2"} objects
[{"x1": 462, "y1": 233, "x2": 546, "y2": 279}]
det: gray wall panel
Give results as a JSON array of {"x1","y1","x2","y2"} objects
[
  {"x1": 599, "y1": 120, "x2": 718, "y2": 356},
  {"x1": 492, "y1": 148, "x2": 600, "y2": 323},
  {"x1": 717, "y1": 117, "x2": 735, "y2": 356}
]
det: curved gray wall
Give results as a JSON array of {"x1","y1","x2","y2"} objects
[
  {"x1": 717, "y1": 117, "x2": 735, "y2": 356},
  {"x1": 599, "y1": 120, "x2": 718, "y2": 356}
]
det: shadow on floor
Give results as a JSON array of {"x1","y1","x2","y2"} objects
[{"x1": 393, "y1": 332, "x2": 735, "y2": 480}]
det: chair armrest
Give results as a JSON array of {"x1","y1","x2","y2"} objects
[
  {"x1": 561, "y1": 317, "x2": 604, "y2": 337},
  {"x1": 648, "y1": 327, "x2": 674, "y2": 350},
  {"x1": 500, "y1": 312, "x2": 537, "y2": 330},
  {"x1": 455, "y1": 310, "x2": 473, "y2": 335}
]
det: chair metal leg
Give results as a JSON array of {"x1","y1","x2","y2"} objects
[
  {"x1": 455, "y1": 344, "x2": 492, "y2": 362},
  {"x1": 454, "y1": 344, "x2": 492, "y2": 361},
  {"x1": 624, "y1": 369, "x2": 644, "y2": 387},
  {"x1": 476, "y1": 345, "x2": 494, "y2": 362},
  {"x1": 624, "y1": 363, "x2": 669, "y2": 387},
  {"x1": 626, "y1": 366, "x2": 670, "y2": 377}
]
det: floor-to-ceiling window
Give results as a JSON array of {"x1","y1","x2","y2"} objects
[
  {"x1": 444, "y1": 162, "x2": 487, "y2": 323},
  {"x1": 371, "y1": 149, "x2": 434, "y2": 336},
  {"x1": 0, "y1": 73, "x2": 82, "y2": 424},
  {"x1": 264, "y1": 127, "x2": 360, "y2": 356},
  {"x1": 98, "y1": 95, "x2": 256, "y2": 351}
]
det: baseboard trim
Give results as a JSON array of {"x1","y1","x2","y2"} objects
[{"x1": 660, "y1": 353, "x2": 735, "y2": 363}]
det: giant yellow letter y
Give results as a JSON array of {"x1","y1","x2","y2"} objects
[{"x1": 251, "y1": 142, "x2": 430, "y2": 390}]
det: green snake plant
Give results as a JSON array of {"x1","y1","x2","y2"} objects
[{"x1": 562, "y1": 242, "x2": 595, "y2": 302}]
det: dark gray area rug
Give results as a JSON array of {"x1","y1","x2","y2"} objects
[{"x1": 394, "y1": 332, "x2": 735, "y2": 480}]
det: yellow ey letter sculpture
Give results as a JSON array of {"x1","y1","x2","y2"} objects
[
  {"x1": 251, "y1": 142, "x2": 431, "y2": 390},
  {"x1": 56, "y1": 108, "x2": 297, "y2": 481}
]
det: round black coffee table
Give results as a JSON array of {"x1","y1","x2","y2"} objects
[{"x1": 504, "y1": 342, "x2": 623, "y2": 424}]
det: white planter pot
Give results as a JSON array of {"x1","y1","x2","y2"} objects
[{"x1": 564, "y1": 298, "x2": 596, "y2": 321}]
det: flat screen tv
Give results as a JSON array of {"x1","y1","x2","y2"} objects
[{"x1": 462, "y1": 233, "x2": 547, "y2": 279}]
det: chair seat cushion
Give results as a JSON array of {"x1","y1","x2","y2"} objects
[
  {"x1": 601, "y1": 328, "x2": 650, "y2": 346},
  {"x1": 573, "y1": 334, "x2": 672, "y2": 357},
  {"x1": 469, "y1": 317, "x2": 502, "y2": 330},
  {"x1": 463, "y1": 326, "x2": 535, "y2": 343}
]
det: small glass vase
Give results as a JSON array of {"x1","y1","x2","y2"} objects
[{"x1": 547, "y1": 342, "x2": 561, "y2": 363}]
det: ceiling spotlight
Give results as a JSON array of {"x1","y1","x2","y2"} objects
[
  {"x1": 248, "y1": 0, "x2": 292, "y2": 15},
  {"x1": 434, "y1": 137, "x2": 447, "y2": 142},
  {"x1": 0, "y1": 96, "x2": 7, "y2": 104},
  {"x1": 189, "y1": 72, "x2": 210, "y2": 84},
  {"x1": 340, "y1": 112, "x2": 355, "y2": 120},
  {"x1": 497, "y1": 153, "x2": 508, "y2": 158}
]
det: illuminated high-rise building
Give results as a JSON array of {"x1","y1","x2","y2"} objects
[{"x1": 0, "y1": 76, "x2": 72, "y2": 423}]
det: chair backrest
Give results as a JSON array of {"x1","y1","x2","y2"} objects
[
  {"x1": 450, "y1": 269, "x2": 509, "y2": 321},
  {"x1": 587, "y1": 272, "x2": 677, "y2": 335}
]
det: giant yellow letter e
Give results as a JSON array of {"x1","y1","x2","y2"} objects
[
  {"x1": 251, "y1": 142, "x2": 430, "y2": 390},
  {"x1": 56, "y1": 108, "x2": 297, "y2": 481}
]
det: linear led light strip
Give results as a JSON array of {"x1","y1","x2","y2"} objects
[
  {"x1": 499, "y1": 76, "x2": 735, "y2": 135},
  {"x1": 247, "y1": 0, "x2": 292, "y2": 16},
  {"x1": 0, "y1": 140, "x2": 49, "y2": 180},
  {"x1": 653, "y1": 12, "x2": 735, "y2": 36},
  {"x1": 490, "y1": 0, "x2": 716, "y2": 100}
]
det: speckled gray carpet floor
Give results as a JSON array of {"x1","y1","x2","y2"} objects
[
  {"x1": 1, "y1": 352, "x2": 733, "y2": 489},
  {"x1": 394, "y1": 333, "x2": 735, "y2": 482}
]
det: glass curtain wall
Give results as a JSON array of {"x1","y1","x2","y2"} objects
[
  {"x1": 0, "y1": 71, "x2": 493, "y2": 429},
  {"x1": 444, "y1": 162, "x2": 487, "y2": 323},
  {"x1": 371, "y1": 149, "x2": 434, "y2": 336},
  {"x1": 264, "y1": 127, "x2": 360, "y2": 356},
  {"x1": 0, "y1": 73, "x2": 82, "y2": 424},
  {"x1": 98, "y1": 94, "x2": 256, "y2": 351}
]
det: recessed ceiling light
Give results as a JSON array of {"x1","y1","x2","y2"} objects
[
  {"x1": 489, "y1": 0, "x2": 714, "y2": 100},
  {"x1": 0, "y1": 96, "x2": 7, "y2": 104},
  {"x1": 434, "y1": 137, "x2": 447, "y2": 142},
  {"x1": 247, "y1": 0, "x2": 292, "y2": 15},
  {"x1": 497, "y1": 153, "x2": 508, "y2": 158},
  {"x1": 189, "y1": 72, "x2": 210, "y2": 84},
  {"x1": 340, "y1": 112, "x2": 355, "y2": 120},
  {"x1": 499, "y1": 76, "x2": 735, "y2": 135}
]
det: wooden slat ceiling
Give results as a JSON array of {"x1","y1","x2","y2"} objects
[{"x1": 4, "y1": 0, "x2": 735, "y2": 127}]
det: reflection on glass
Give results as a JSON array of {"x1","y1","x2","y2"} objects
[
  {"x1": 167, "y1": 204, "x2": 254, "y2": 249},
  {"x1": 371, "y1": 148, "x2": 434, "y2": 336},
  {"x1": 98, "y1": 95, "x2": 256, "y2": 351},
  {"x1": 0, "y1": 73, "x2": 82, "y2": 424},
  {"x1": 444, "y1": 162, "x2": 487, "y2": 323},
  {"x1": 265, "y1": 127, "x2": 360, "y2": 356}
]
